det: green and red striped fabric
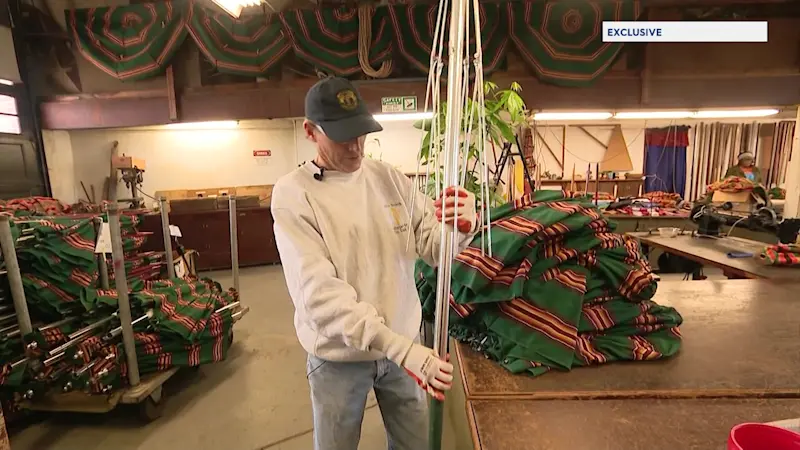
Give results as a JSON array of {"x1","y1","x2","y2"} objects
[
  {"x1": 416, "y1": 190, "x2": 682, "y2": 376},
  {"x1": 507, "y1": 0, "x2": 641, "y2": 87},
  {"x1": 64, "y1": 0, "x2": 641, "y2": 86},
  {"x1": 387, "y1": 2, "x2": 508, "y2": 74},
  {"x1": 279, "y1": 6, "x2": 392, "y2": 76},
  {"x1": 66, "y1": 2, "x2": 188, "y2": 81},
  {"x1": 760, "y1": 244, "x2": 800, "y2": 266},
  {"x1": 187, "y1": 3, "x2": 291, "y2": 76}
]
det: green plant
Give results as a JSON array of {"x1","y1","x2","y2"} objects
[{"x1": 414, "y1": 81, "x2": 527, "y2": 207}]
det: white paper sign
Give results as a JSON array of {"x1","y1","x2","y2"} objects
[
  {"x1": 169, "y1": 225, "x2": 182, "y2": 237},
  {"x1": 253, "y1": 149, "x2": 271, "y2": 166},
  {"x1": 95, "y1": 223, "x2": 112, "y2": 254}
]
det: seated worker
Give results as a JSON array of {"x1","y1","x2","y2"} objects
[{"x1": 724, "y1": 152, "x2": 762, "y2": 184}]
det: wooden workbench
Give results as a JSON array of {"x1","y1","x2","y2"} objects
[
  {"x1": 450, "y1": 280, "x2": 800, "y2": 450},
  {"x1": 630, "y1": 232, "x2": 800, "y2": 280},
  {"x1": 604, "y1": 214, "x2": 693, "y2": 234}
]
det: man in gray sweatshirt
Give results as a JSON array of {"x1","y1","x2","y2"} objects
[{"x1": 272, "y1": 77, "x2": 478, "y2": 450}]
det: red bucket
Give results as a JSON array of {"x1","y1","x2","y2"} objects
[{"x1": 728, "y1": 423, "x2": 800, "y2": 450}]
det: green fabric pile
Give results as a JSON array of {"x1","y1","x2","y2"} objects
[
  {"x1": 416, "y1": 191, "x2": 683, "y2": 376},
  {"x1": 0, "y1": 211, "x2": 239, "y2": 397}
]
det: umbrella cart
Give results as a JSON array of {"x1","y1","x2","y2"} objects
[{"x1": 0, "y1": 195, "x2": 248, "y2": 421}]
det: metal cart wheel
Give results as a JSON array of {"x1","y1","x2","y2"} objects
[{"x1": 138, "y1": 395, "x2": 165, "y2": 422}]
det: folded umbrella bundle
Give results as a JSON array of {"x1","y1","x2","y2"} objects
[{"x1": 416, "y1": 190, "x2": 683, "y2": 377}]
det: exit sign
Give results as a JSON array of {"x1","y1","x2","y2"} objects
[{"x1": 253, "y1": 150, "x2": 271, "y2": 157}]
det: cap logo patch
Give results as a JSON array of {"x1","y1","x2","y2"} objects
[{"x1": 337, "y1": 90, "x2": 358, "y2": 111}]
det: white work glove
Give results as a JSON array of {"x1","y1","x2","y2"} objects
[
  {"x1": 434, "y1": 186, "x2": 477, "y2": 234},
  {"x1": 400, "y1": 343, "x2": 454, "y2": 401}
]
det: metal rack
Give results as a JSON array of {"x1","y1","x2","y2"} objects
[{"x1": 0, "y1": 195, "x2": 248, "y2": 420}]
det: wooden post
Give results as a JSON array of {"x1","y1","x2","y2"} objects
[
  {"x1": 561, "y1": 126, "x2": 566, "y2": 178},
  {"x1": 640, "y1": 9, "x2": 652, "y2": 105},
  {"x1": 783, "y1": 106, "x2": 800, "y2": 218},
  {"x1": 166, "y1": 66, "x2": 178, "y2": 121}
]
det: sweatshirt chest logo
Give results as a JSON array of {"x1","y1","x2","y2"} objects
[{"x1": 386, "y1": 202, "x2": 409, "y2": 234}]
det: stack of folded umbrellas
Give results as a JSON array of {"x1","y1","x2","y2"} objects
[
  {"x1": 416, "y1": 190, "x2": 683, "y2": 377},
  {"x1": 0, "y1": 199, "x2": 241, "y2": 400}
]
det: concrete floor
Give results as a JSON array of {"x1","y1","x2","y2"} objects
[{"x1": 10, "y1": 266, "x2": 457, "y2": 450}]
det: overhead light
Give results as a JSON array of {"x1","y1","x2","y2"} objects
[
  {"x1": 212, "y1": 0, "x2": 262, "y2": 18},
  {"x1": 693, "y1": 109, "x2": 779, "y2": 119},
  {"x1": 533, "y1": 112, "x2": 612, "y2": 121},
  {"x1": 373, "y1": 112, "x2": 434, "y2": 122},
  {"x1": 166, "y1": 121, "x2": 239, "y2": 130},
  {"x1": 614, "y1": 111, "x2": 693, "y2": 119},
  {"x1": 0, "y1": 79, "x2": 13, "y2": 86}
]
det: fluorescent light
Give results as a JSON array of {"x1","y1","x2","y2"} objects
[
  {"x1": 533, "y1": 112, "x2": 612, "y2": 121},
  {"x1": 692, "y1": 109, "x2": 779, "y2": 119},
  {"x1": 212, "y1": 0, "x2": 263, "y2": 18},
  {"x1": 166, "y1": 121, "x2": 239, "y2": 130},
  {"x1": 614, "y1": 111, "x2": 693, "y2": 119},
  {"x1": 0, "y1": 79, "x2": 13, "y2": 86},
  {"x1": 373, "y1": 112, "x2": 434, "y2": 122}
]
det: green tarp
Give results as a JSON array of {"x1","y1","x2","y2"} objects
[{"x1": 416, "y1": 191, "x2": 682, "y2": 376}]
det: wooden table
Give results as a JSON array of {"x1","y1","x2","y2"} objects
[
  {"x1": 629, "y1": 232, "x2": 800, "y2": 280},
  {"x1": 450, "y1": 280, "x2": 800, "y2": 449},
  {"x1": 604, "y1": 214, "x2": 694, "y2": 234},
  {"x1": 469, "y1": 399, "x2": 800, "y2": 450}
]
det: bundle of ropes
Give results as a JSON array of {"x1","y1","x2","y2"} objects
[
  {"x1": 0, "y1": 198, "x2": 241, "y2": 402},
  {"x1": 416, "y1": 190, "x2": 683, "y2": 376}
]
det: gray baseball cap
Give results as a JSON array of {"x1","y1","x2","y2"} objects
[{"x1": 305, "y1": 77, "x2": 383, "y2": 143}]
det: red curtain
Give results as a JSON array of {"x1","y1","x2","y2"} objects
[{"x1": 645, "y1": 126, "x2": 690, "y2": 147}]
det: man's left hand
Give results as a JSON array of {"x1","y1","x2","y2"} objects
[{"x1": 434, "y1": 186, "x2": 477, "y2": 234}]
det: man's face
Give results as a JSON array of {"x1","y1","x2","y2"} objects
[
  {"x1": 740, "y1": 157, "x2": 754, "y2": 167},
  {"x1": 304, "y1": 120, "x2": 366, "y2": 173}
]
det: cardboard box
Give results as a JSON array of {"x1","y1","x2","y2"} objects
[
  {"x1": 711, "y1": 191, "x2": 754, "y2": 214},
  {"x1": 112, "y1": 156, "x2": 146, "y2": 170}
]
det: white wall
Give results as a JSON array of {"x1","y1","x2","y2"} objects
[
  {"x1": 66, "y1": 120, "x2": 297, "y2": 203},
  {"x1": 534, "y1": 124, "x2": 646, "y2": 178},
  {"x1": 43, "y1": 119, "x2": 642, "y2": 204},
  {"x1": 42, "y1": 130, "x2": 77, "y2": 204},
  {"x1": 45, "y1": 117, "x2": 784, "y2": 205}
]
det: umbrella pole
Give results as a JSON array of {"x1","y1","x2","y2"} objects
[{"x1": 429, "y1": 0, "x2": 468, "y2": 445}]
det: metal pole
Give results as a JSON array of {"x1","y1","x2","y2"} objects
[
  {"x1": 782, "y1": 106, "x2": 800, "y2": 219},
  {"x1": 229, "y1": 196, "x2": 240, "y2": 293},
  {"x1": 0, "y1": 216, "x2": 33, "y2": 335},
  {"x1": 107, "y1": 203, "x2": 140, "y2": 386},
  {"x1": 430, "y1": 0, "x2": 468, "y2": 447},
  {"x1": 93, "y1": 217, "x2": 110, "y2": 289},
  {"x1": 159, "y1": 197, "x2": 175, "y2": 279}
]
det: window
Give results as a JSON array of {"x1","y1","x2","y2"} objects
[{"x1": 0, "y1": 94, "x2": 20, "y2": 134}]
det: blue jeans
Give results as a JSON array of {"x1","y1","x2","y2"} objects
[{"x1": 307, "y1": 354, "x2": 428, "y2": 450}]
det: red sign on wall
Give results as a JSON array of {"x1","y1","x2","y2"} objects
[{"x1": 253, "y1": 150, "x2": 271, "y2": 157}]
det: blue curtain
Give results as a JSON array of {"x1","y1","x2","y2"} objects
[{"x1": 643, "y1": 126, "x2": 690, "y2": 197}]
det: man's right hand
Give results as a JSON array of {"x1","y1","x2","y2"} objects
[{"x1": 401, "y1": 343, "x2": 454, "y2": 400}]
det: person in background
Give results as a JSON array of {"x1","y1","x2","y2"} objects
[
  {"x1": 725, "y1": 152, "x2": 762, "y2": 184},
  {"x1": 271, "y1": 76, "x2": 479, "y2": 450}
]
